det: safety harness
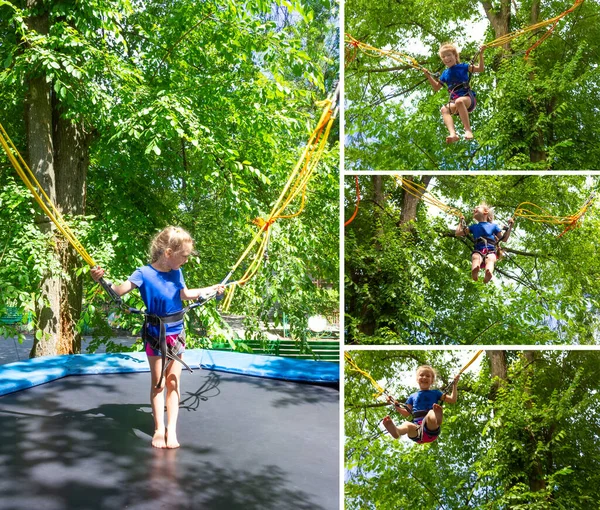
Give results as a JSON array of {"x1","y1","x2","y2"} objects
[
  {"x1": 103, "y1": 281, "x2": 234, "y2": 388},
  {"x1": 136, "y1": 287, "x2": 235, "y2": 388},
  {"x1": 472, "y1": 236, "x2": 498, "y2": 268},
  {"x1": 443, "y1": 63, "x2": 476, "y2": 115},
  {"x1": 143, "y1": 309, "x2": 192, "y2": 388}
]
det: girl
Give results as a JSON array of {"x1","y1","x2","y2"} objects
[
  {"x1": 456, "y1": 203, "x2": 514, "y2": 284},
  {"x1": 91, "y1": 226, "x2": 224, "y2": 449},
  {"x1": 383, "y1": 365, "x2": 459, "y2": 444},
  {"x1": 424, "y1": 43, "x2": 485, "y2": 144}
]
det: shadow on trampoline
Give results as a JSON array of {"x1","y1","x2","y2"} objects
[{"x1": 0, "y1": 369, "x2": 338, "y2": 509}]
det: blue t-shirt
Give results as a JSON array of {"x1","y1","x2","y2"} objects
[
  {"x1": 469, "y1": 222, "x2": 502, "y2": 249},
  {"x1": 129, "y1": 265, "x2": 186, "y2": 337},
  {"x1": 406, "y1": 389, "x2": 444, "y2": 414},
  {"x1": 440, "y1": 63, "x2": 472, "y2": 96}
]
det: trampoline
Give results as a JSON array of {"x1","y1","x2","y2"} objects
[{"x1": 0, "y1": 350, "x2": 339, "y2": 510}]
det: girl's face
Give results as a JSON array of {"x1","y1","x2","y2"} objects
[
  {"x1": 440, "y1": 50, "x2": 458, "y2": 68},
  {"x1": 473, "y1": 206, "x2": 488, "y2": 222},
  {"x1": 165, "y1": 242, "x2": 193, "y2": 270},
  {"x1": 416, "y1": 368, "x2": 435, "y2": 390}
]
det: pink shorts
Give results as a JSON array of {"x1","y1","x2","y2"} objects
[
  {"x1": 410, "y1": 417, "x2": 440, "y2": 444},
  {"x1": 145, "y1": 333, "x2": 185, "y2": 357}
]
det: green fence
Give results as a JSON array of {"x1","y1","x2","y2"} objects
[{"x1": 210, "y1": 338, "x2": 340, "y2": 362}]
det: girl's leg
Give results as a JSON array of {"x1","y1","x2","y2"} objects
[
  {"x1": 441, "y1": 105, "x2": 459, "y2": 144},
  {"x1": 148, "y1": 355, "x2": 167, "y2": 448},
  {"x1": 484, "y1": 253, "x2": 497, "y2": 284},
  {"x1": 165, "y1": 356, "x2": 183, "y2": 449},
  {"x1": 383, "y1": 416, "x2": 419, "y2": 439},
  {"x1": 454, "y1": 96, "x2": 473, "y2": 139},
  {"x1": 425, "y1": 403, "x2": 444, "y2": 431},
  {"x1": 471, "y1": 253, "x2": 482, "y2": 281}
]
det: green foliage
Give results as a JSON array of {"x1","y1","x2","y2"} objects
[
  {"x1": 345, "y1": 0, "x2": 600, "y2": 169},
  {"x1": 0, "y1": 0, "x2": 339, "y2": 352},
  {"x1": 345, "y1": 175, "x2": 600, "y2": 344},
  {"x1": 345, "y1": 350, "x2": 600, "y2": 509}
]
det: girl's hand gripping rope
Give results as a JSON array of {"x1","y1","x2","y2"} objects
[
  {"x1": 387, "y1": 395, "x2": 411, "y2": 417},
  {"x1": 91, "y1": 266, "x2": 123, "y2": 306}
]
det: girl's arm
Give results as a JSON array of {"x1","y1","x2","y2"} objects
[
  {"x1": 387, "y1": 395, "x2": 412, "y2": 417},
  {"x1": 180, "y1": 284, "x2": 225, "y2": 301},
  {"x1": 396, "y1": 403, "x2": 412, "y2": 418},
  {"x1": 470, "y1": 47, "x2": 485, "y2": 73},
  {"x1": 90, "y1": 267, "x2": 136, "y2": 297},
  {"x1": 442, "y1": 375, "x2": 460, "y2": 404},
  {"x1": 499, "y1": 217, "x2": 515, "y2": 242},
  {"x1": 424, "y1": 69, "x2": 443, "y2": 92}
]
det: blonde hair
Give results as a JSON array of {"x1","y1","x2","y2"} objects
[
  {"x1": 477, "y1": 203, "x2": 495, "y2": 222},
  {"x1": 416, "y1": 365, "x2": 437, "y2": 383},
  {"x1": 439, "y1": 42, "x2": 460, "y2": 63},
  {"x1": 149, "y1": 226, "x2": 194, "y2": 263}
]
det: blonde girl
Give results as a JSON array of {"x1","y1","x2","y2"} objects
[
  {"x1": 383, "y1": 365, "x2": 459, "y2": 444},
  {"x1": 91, "y1": 226, "x2": 224, "y2": 449}
]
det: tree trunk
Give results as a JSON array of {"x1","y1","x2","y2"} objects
[
  {"x1": 481, "y1": 0, "x2": 511, "y2": 42},
  {"x1": 373, "y1": 175, "x2": 384, "y2": 243},
  {"x1": 523, "y1": 351, "x2": 547, "y2": 493},
  {"x1": 400, "y1": 175, "x2": 432, "y2": 225},
  {"x1": 486, "y1": 350, "x2": 508, "y2": 400},
  {"x1": 26, "y1": 0, "x2": 90, "y2": 357},
  {"x1": 26, "y1": 1, "x2": 61, "y2": 358},
  {"x1": 53, "y1": 112, "x2": 90, "y2": 354}
]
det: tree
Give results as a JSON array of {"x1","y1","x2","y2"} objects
[
  {"x1": 345, "y1": 0, "x2": 600, "y2": 169},
  {"x1": 0, "y1": 0, "x2": 339, "y2": 356},
  {"x1": 345, "y1": 349, "x2": 600, "y2": 508},
  {"x1": 345, "y1": 174, "x2": 600, "y2": 344}
]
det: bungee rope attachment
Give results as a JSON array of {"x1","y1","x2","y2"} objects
[
  {"x1": 124, "y1": 280, "x2": 238, "y2": 388},
  {"x1": 440, "y1": 350, "x2": 484, "y2": 401},
  {"x1": 513, "y1": 192, "x2": 595, "y2": 237}
]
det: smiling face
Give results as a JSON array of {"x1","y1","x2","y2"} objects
[
  {"x1": 440, "y1": 49, "x2": 458, "y2": 68},
  {"x1": 416, "y1": 367, "x2": 435, "y2": 390}
]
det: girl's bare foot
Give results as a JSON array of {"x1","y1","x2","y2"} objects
[
  {"x1": 432, "y1": 403, "x2": 444, "y2": 425},
  {"x1": 446, "y1": 134, "x2": 460, "y2": 144},
  {"x1": 464, "y1": 131, "x2": 474, "y2": 140},
  {"x1": 152, "y1": 428, "x2": 167, "y2": 448},
  {"x1": 166, "y1": 430, "x2": 180, "y2": 449},
  {"x1": 382, "y1": 416, "x2": 400, "y2": 439}
]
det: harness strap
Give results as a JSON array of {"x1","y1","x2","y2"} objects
[
  {"x1": 145, "y1": 310, "x2": 191, "y2": 388},
  {"x1": 474, "y1": 236, "x2": 497, "y2": 248}
]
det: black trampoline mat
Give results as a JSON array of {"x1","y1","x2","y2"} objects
[{"x1": 0, "y1": 370, "x2": 339, "y2": 510}]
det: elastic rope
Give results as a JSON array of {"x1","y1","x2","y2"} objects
[
  {"x1": 442, "y1": 350, "x2": 484, "y2": 396},
  {"x1": 0, "y1": 122, "x2": 96, "y2": 267},
  {"x1": 344, "y1": 175, "x2": 361, "y2": 227},
  {"x1": 394, "y1": 176, "x2": 464, "y2": 219},
  {"x1": 514, "y1": 192, "x2": 595, "y2": 237},
  {"x1": 345, "y1": 33, "x2": 430, "y2": 73},
  {"x1": 221, "y1": 85, "x2": 339, "y2": 310},
  {"x1": 483, "y1": 0, "x2": 584, "y2": 57},
  {"x1": 344, "y1": 352, "x2": 387, "y2": 399}
]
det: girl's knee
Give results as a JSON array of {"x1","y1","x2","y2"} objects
[
  {"x1": 440, "y1": 105, "x2": 450, "y2": 115},
  {"x1": 165, "y1": 374, "x2": 180, "y2": 392}
]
